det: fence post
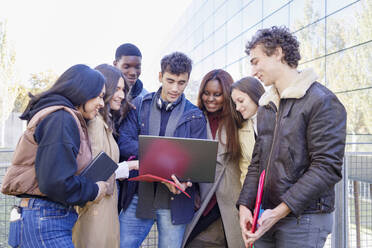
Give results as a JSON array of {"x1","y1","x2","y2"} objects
[
  {"x1": 332, "y1": 155, "x2": 348, "y2": 248},
  {"x1": 353, "y1": 180, "x2": 361, "y2": 248}
]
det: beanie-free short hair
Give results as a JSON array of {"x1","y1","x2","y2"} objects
[{"x1": 115, "y1": 43, "x2": 142, "y2": 60}]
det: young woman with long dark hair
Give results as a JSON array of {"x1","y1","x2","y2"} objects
[
  {"x1": 182, "y1": 69, "x2": 244, "y2": 248},
  {"x1": 72, "y1": 64, "x2": 138, "y2": 247},
  {"x1": 2, "y1": 64, "x2": 109, "y2": 247},
  {"x1": 231, "y1": 77, "x2": 265, "y2": 185}
]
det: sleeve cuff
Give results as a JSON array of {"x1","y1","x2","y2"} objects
[{"x1": 115, "y1": 161, "x2": 130, "y2": 179}]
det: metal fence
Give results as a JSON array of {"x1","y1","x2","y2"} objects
[
  {"x1": 0, "y1": 149, "x2": 371, "y2": 247},
  {"x1": 0, "y1": 163, "x2": 17, "y2": 247},
  {"x1": 344, "y1": 153, "x2": 372, "y2": 248},
  {"x1": 0, "y1": 149, "x2": 158, "y2": 248}
]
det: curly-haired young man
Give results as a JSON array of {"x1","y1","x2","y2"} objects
[
  {"x1": 117, "y1": 52, "x2": 207, "y2": 248},
  {"x1": 237, "y1": 26, "x2": 347, "y2": 248}
]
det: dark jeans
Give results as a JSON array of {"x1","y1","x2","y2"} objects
[{"x1": 255, "y1": 213, "x2": 333, "y2": 248}]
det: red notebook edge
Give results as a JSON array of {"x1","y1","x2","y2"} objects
[
  {"x1": 128, "y1": 174, "x2": 191, "y2": 198},
  {"x1": 250, "y1": 169, "x2": 266, "y2": 248}
]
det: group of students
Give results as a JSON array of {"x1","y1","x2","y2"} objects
[
  {"x1": 116, "y1": 53, "x2": 264, "y2": 248},
  {"x1": 2, "y1": 25, "x2": 346, "y2": 248}
]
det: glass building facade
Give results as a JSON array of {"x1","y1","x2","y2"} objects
[
  {"x1": 158, "y1": 0, "x2": 372, "y2": 152},
  {"x1": 154, "y1": 1, "x2": 372, "y2": 247}
]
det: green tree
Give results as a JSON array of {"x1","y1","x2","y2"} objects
[
  {"x1": 29, "y1": 69, "x2": 57, "y2": 91},
  {"x1": 13, "y1": 70, "x2": 58, "y2": 113},
  {"x1": 0, "y1": 20, "x2": 19, "y2": 147},
  {"x1": 12, "y1": 84, "x2": 29, "y2": 113},
  {"x1": 295, "y1": 0, "x2": 372, "y2": 148},
  {"x1": 325, "y1": 1, "x2": 372, "y2": 136}
]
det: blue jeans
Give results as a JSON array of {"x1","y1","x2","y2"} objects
[
  {"x1": 119, "y1": 195, "x2": 186, "y2": 248},
  {"x1": 8, "y1": 198, "x2": 78, "y2": 248},
  {"x1": 255, "y1": 213, "x2": 333, "y2": 248}
]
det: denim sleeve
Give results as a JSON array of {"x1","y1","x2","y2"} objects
[
  {"x1": 189, "y1": 113, "x2": 207, "y2": 139},
  {"x1": 34, "y1": 110, "x2": 98, "y2": 206}
]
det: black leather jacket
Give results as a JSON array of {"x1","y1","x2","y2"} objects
[{"x1": 237, "y1": 78, "x2": 346, "y2": 217}]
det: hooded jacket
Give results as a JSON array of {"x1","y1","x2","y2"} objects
[
  {"x1": 237, "y1": 69, "x2": 347, "y2": 217},
  {"x1": 2, "y1": 65, "x2": 105, "y2": 206},
  {"x1": 2, "y1": 94, "x2": 99, "y2": 206}
]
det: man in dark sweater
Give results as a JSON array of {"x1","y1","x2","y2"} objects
[
  {"x1": 113, "y1": 43, "x2": 148, "y2": 100},
  {"x1": 117, "y1": 52, "x2": 207, "y2": 248}
]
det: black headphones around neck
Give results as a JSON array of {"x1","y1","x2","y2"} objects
[{"x1": 157, "y1": 98, "x2": 174, "y2": 111}]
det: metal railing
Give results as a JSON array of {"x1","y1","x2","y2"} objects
[
  {"x1": 0, "y1": 149, "x2": 158, "y2": 247},
  {"x1": 342, "y1": 153, "x2": 372, "y2": 248},
  {"x1": 0, "y1": 149, "x2": 371, "y2": 247}
]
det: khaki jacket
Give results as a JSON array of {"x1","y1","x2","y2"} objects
[
  {"x1": 182, "y1": 119, "x2": 244, "y2": 248},
  {"x1": 72, "y1": 114, "x2": 120, "y2": 248},
  {"x1": 238, "y1": 120, "x2": 256, "y2": 186}
]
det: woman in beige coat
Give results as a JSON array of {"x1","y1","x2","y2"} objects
[
  {"x1": 182, "y1": 69, "x2": 244, "y2": 248},
  {"x1": 72, "y1": 64, "x2": 138, "y2": 248},
  {"x1": 231, "y1": 77, "x2": 265, "y2": 186}
]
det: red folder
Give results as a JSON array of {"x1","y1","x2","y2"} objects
[
  {"x1": 128, "y1": 174, "x2": 191, "y2": 198},
  {"x1": 250, "y1": 169, "x2": 266, "y2": 248}
]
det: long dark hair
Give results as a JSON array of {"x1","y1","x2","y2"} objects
[
  {"x1": 231, "y1": 76, "x2": 265, "y2": 128},
  {"x1": 20, "y1": 64, "x2": 105, "y2": 120},
  {"x1": 197, "y1": 69, "x2": 240, "y2": 163},
  {"x1": 94, "y1": 64, "x2": 131, "y2": 134}
]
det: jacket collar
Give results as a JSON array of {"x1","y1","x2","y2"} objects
[
  {"x1": 130, "y1": 79, "x2": 144, "y2": 99},
  {"x1": 259, "y1": 68, "x2": 318, "y2": 107},
  {"x1": 97, "y1": 114, "x2": 109, "y2": 130}
]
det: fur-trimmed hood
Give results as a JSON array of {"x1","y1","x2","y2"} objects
[{"x1": 259, "y1": 68, "x2": 318, "y2": 107}]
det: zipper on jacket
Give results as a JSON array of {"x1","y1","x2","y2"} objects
[{"x1": 262, "y1": 101, "x2": 283, "y2": 207}]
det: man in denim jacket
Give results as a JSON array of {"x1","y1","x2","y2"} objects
[{"x1": 117, "y1": 52, "x2": 207, "y2": 248}]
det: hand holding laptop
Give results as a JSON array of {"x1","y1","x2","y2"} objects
[
  {"x1": 129, "y1": 135, "x2": 218, "y2": 198},
  {"x1": 134, "y1": 135, "x2": 218, "y2": 183},
  {"x1": 161, "y1": 175, "x2": 192, "y2": 195}
]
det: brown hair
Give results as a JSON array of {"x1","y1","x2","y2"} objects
[
  {"x1": 197, "y1": 69, "x2": 240, "y2": 163},
  {"x1": 245, "y1": 26, "x2": 301, "y2": 68},
  {"x1": 94, "y1": 64, "x2": 131, "y2": 134},
  {"x1": 231, "y1": 76, "x2": 265, "y2": 128}
]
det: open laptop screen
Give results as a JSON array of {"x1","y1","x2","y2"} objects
[{"x1": 138, "y1": 135, "x2": 218, "y2": 183}]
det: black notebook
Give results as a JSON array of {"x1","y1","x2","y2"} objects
[{"x1": 80, "y1": 151, "x2": 118, "y2": 182}]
